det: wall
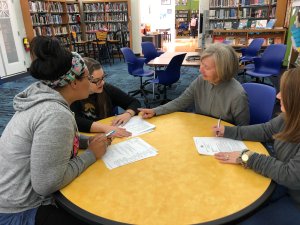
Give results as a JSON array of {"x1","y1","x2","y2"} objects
[
  {"x1": 131, "y1": 0, "x2": 141, "y2": 54},
  {"x1": 176, "y1": 0, "x2": 199, "y2": 10}
]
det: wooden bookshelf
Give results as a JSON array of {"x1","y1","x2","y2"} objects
[
  {"x1": 82, "y1": 0, "x2": 131, "y2": 47},
  {"x1": 208, "y1": 0, "x2": 287, "y2": 30},
  {"x1": 20, "y1": 0, "x2": 132, "y2": 49}
]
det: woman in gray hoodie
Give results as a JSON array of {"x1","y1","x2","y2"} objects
[
  {"x1": 213, "y1": 67, "x2": 300, "y2": 225},
  {"x1": 0, "y1": 36, "x2": 110, "y2": 225}
]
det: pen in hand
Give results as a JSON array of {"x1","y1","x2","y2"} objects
[
  {"x1": 105, "y1": 130, "x2": 116, "y2": 137},
  {"x1": 216, "y1": 117, "x2": 221, "y2": 137}
]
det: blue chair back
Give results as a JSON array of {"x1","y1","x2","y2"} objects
[
  {"x1": 156, "y1": 53, "x2": 186, "y2": 85},
  {"x1": 242, "y1": 83, "x2": 276, "y2": 125},
  {"x1": 141, "y1": 42, "x2": 163, "y2": 63},
  {"x1": 254, "y1": 44, "x2": 287, "y2": 75},
  {"x1": 121, "y1": 47, "x2": 145, "y2": 75},
  {"x1": 243, "y1": 38, "x2": 264, "y2": 57}
]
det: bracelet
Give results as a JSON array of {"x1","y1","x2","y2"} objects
[{"x1": 125, "y1": 111, "x2": 133, "y2": 117}]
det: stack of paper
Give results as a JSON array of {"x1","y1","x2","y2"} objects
[
  {"x1": 121, "y1": 116, "x2": 156, "y2": 137},
  {"x1": 102, "y1": 137, "x2": 158, "y2": 170},
  {"x1": 193, "y1": 137, "x2": 247, "y2": 155}
]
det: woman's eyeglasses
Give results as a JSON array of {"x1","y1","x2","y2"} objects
[{"x1": 88, "y1": 74, "x2": 108, "y2": 86}]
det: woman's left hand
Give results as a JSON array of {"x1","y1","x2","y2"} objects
[
  {"x1": 214, "y1": 151, "x2": 241, "y2": 164},
  {"x1": 111, "y1": 112, "x2": 132, "y2": 126}
]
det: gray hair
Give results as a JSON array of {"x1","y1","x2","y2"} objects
[{"x1": 201, "y1": 43, "x2": 239, "y2": 82}]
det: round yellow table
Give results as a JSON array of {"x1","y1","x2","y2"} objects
[{"x1": 55, "y1": 112, "x2": 274, "y2": 225}]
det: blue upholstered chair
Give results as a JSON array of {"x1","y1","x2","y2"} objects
[
  {"x1": 242, "y1": 83, "x2": 276, "y2": 125},
  {"x1": 141, "y1": 42, "x2": 164, "y2": 64},
  {"x1": 121, "y1": 47, "x2": 154, "y2": 99},
  {"x1": 150, "y1": 53, "x2": 186, "y2": 103},
  {"x1": 240, "y1": 38, "x2": 265, "y2": 64},
  {"x1": 245, "y1": 44, "x2": 287, "y2": 84}
]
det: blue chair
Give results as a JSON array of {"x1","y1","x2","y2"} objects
[
  {"x1": 150, "y1": 53, "x2": 186, "y2": 103},
  {"x1": 121, "y1": 47, "x2": 154, "y2": 100},
  {"x1": 141, "y1": 42, "x2": 164, "y2": 64},
  {"x1": 240, "y1": 38, "x2": 265, "y2": 63},
  {"x1": 245, "y1": 44, "x2": 287, "y2": 84},
  {"x1": 242, "y1": 83, "x2": 276, "y2": 125}
]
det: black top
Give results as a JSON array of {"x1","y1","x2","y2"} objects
[{"x1": 71, "y1": 83, "x2": 141, "y2": 132}]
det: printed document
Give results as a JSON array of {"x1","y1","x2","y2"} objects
[
  {"x1": 121, "y1": 116, "x2": 156, "y2": 137},
  {"x1": 193, "y1": 137, "x2": 247, "y2": 155},
  {"x1": 102, "y1": 137, "x2": 158, "y2": 169}
]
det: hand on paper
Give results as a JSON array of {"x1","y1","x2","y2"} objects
[
  {"x1": 111, "y1": 112, "x2": 131, "y2": 126},
  {"x1": 213, "y1": 125, "x2": 225, "y2": 137},
  {"x1": 88, "y1": 134, "x2": 109, "y2": 159},
  {"x1": 138, "y1": 108, "x2": 155, "y2": 119},
  {"x1": 104, "y1": 125, "x2": 131, "y2": 138},
  {"x1": 214, "y1": 151, "x2": 240, "y2": 164}
]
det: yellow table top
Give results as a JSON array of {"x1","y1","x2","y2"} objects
[{"x1": 57, "y1": 112, "x2": 273, "y2": 225}]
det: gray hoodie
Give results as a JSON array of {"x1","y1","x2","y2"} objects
[{"x1": 0, "y1": 82, "x2": 96, "y2": 213}]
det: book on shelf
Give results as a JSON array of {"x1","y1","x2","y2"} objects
[
  {"x1": 266, "y1": 19, "x2": 277, "y2": 29},
  {"x1": 232, "y1": 21, "x2": 239, "y2": 29},
  {"x1": 250, "y1": 20, "x2": 257, "y2": 29},
  {"x1": 238, "y1": 19, "x2": 248, "y2": 29},
  {"x1": 224, "y1": 37, "x2": 235, "y2": 45},
  {"x1": 256, "y1": 20, "x2": 267, "y2": 29},
  {"x1": 213, "y1": 36, "x2": 225, "y2": 43},
  {"x1": 224, "y1": 21, "x2": 232, "y2": 29}
]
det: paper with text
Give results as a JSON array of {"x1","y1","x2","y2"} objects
[
  {"x1": 102, "y1": 137, "x2": 158, "y2": 169},
  {"x1": 193, "y1": 137, "x2": 247, "y2": 155},
  {"x1": 121, "y1": 116, "x2": 156, "y2": 137}
]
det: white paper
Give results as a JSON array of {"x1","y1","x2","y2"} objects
[
  {"x1": 121, "y1": 116, "x2": 156, "y2": 137},
  {"x1": 193, "y1": 137, "x2": 247, "y2": 155},
  {"x1": 102, "y1": 137, "x2": 158, "y2": 169}
]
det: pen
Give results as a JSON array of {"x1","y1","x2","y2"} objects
[
  {"x1": 217, "y1": 117, "x2": 221, "y2": 128},
  {"x1": 105, "y1": 130, "x2": 116, "y2": 137},
  {"x1": 216, "y1": 117, "x2": 221, "y2": 137}
]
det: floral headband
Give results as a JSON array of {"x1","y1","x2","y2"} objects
[{"x1": 43, "y1": 52, "x2": 87, "y2": 88}]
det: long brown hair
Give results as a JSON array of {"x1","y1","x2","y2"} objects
[{"x1": 274, "y1": 67, "x2": 300, "y2": 142}]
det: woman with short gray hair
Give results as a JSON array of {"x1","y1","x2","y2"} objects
[{"x1": 139, "y1": 43, "x2": 249, "y2": 126}]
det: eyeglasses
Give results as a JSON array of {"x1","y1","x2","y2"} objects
[{"x1": 88, "y1": 73, "x2": 108, "y2": 86}]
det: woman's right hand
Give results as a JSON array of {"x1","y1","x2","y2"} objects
[
  {"x1": 212, "y1": 125, "x2": 225, "y2": 137},
  {"x1": 138, "y1": 108, "x2": 156, "y2": 119},
  {"x1": 103, "y1": 125, "x2": 131, "y2": 138},
  {"x1": 88, "y1": 134, "x2": 109, "y2": 159}
]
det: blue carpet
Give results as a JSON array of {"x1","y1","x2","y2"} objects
[{"x1": 0, "y1": 60, "x2": 198, "y2": 135}]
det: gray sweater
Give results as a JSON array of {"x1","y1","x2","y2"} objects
[
  {"x1": 0, "y1": 82, "x2": 96, "y2": 213},
  {"x1": 154, "y1": 76, "x2": 249, "y2": 125},
  {"x1": 225, "y1": 115, "x2": 300, "y2": 206}
]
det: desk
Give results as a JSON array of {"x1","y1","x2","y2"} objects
[
  {"x1": 55, "y1": 112, "x2": 274, "y2": 225},
  {"x1": 148, "y1": 52, "x2": 200, "y2": 67}
]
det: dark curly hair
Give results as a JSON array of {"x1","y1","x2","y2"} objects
[{"x1": 29, "y1": 36, "x2": 72, "y2": 81}]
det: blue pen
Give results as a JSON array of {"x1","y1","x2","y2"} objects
[{"x1": 105, "y1": 130, "x2": 116, "y2": 137}]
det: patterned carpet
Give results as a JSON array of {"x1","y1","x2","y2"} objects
[{"x1": 0, "y1": 60, "x2": 199, "y2": 135}]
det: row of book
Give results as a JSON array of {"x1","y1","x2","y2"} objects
[
  {"x1": 210, "y1": 18, "x2": 276, "y2": 29},
  {"x1": 209, "y1": 0, "x2": 270, "y2": 7},
  {"x1": 70, "y1": 24, "x2": 81, "y2": 33},
  {"x1": 29, "y1": 1, "x2": 64, "y2": 13},
  {"x1": 213, "y1": 36, "x2": 283, "y2": 45},
  {"x1": 53, "y1": 26, "x2": 68, "y2": 36},
  {"x1": 209, "y1": 7, "x2": 271, "y2": 19},
  {"x1": 85, "y1": 14, "x2": 105, "y2": 23},
  {"x1": 67, "y1": 4, "x2": 80, "y2": 14},
  {"x1": 31, "y1": 14, "x2": 63, "y2": 26},
  {"x1": 83, "y1": 3, "x2": 128, "y2": 13},
  {"x1": 105, "y1": 13, "x2": 128, "y2": 22}
]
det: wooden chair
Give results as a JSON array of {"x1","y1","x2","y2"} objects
[
  {"x1": 107, "y1": 30, "x2": 123, "y2": 63},
  {"x1": 91, "y1": 31, "x2": 112, "y2": 65},
  {"x1": 70, "y1": 31, "x2": 88, "y2": 57}
]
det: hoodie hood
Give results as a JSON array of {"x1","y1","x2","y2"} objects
[{"x1": 13, "y1": 81, "x2": 69, "y2": 112}]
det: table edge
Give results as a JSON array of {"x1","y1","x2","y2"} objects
[{"x1": 54, "y1": 181, "x2": 275, "y2": 225}]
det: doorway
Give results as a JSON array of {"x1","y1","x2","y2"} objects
[{"x1": 0, "y1": 0, "x2": 26, "y2": 78}]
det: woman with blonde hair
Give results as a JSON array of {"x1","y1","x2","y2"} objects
[
  {"x1": 139, "y1": 43, "x2": 249, "y2": 126},
  {"x1": 213, "y1": 67, "x2": 300, "y2": 225}
]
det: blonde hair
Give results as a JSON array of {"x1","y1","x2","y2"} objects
[
  {"x1": 201, "y1": 43, "x2": 239, "y2": 82},
  {"x1": 274, "y1": 67, "x2": 300, "y2": 142}
]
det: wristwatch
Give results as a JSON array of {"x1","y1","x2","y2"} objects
[{"x1": 239, "y1": 149, "x2": 253, "y2": 168}]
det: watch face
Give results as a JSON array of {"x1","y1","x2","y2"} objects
[{"x1": 242, "y1": 153, "x2": 249, "y2": 162}]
